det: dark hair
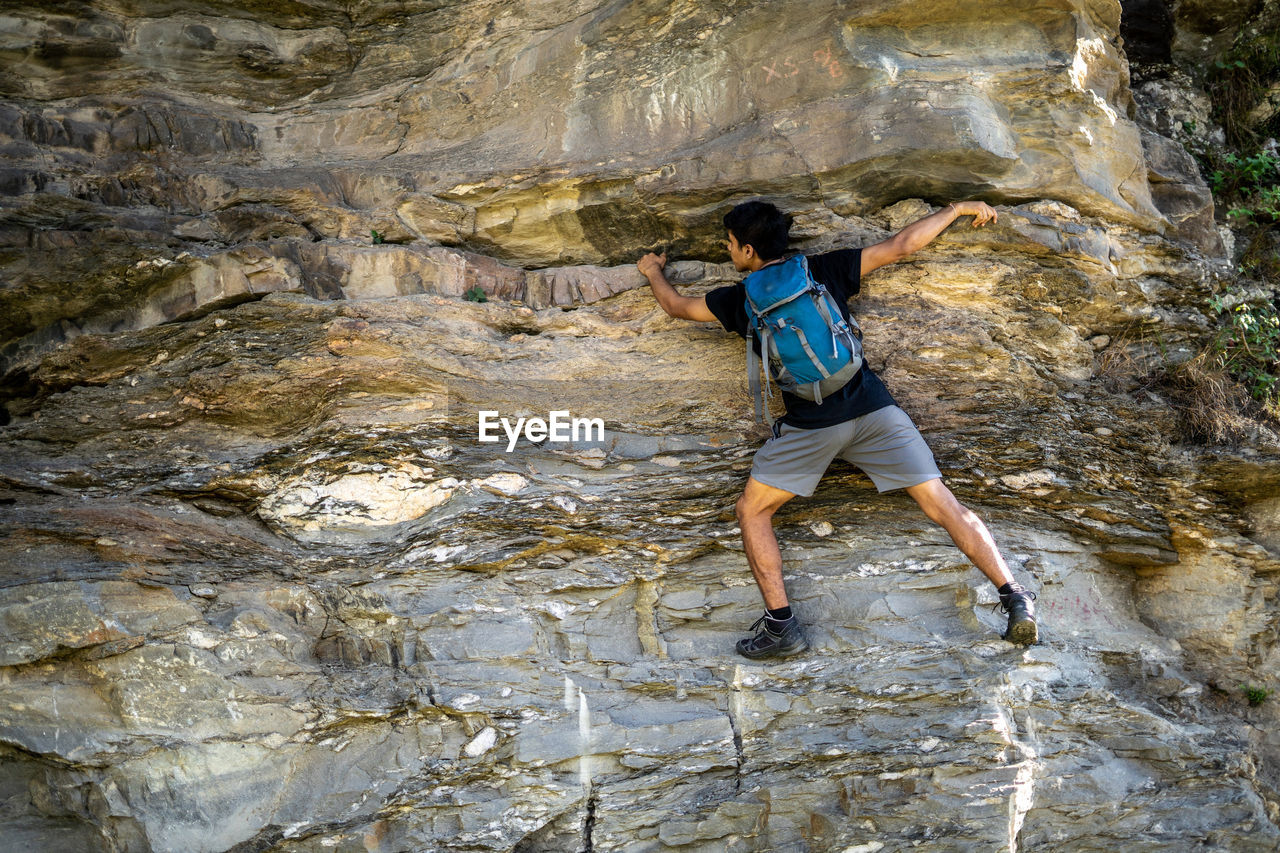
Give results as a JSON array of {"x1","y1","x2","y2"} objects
[{"x1": 723, "y1": 200, "x2": 792, "y2": 260}]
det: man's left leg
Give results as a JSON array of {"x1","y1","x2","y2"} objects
[
  {"x1": 906, "y1": 478, "x2": 1037, "y2": 644},
  {"x1": 905, "y1": 478, "x2": 1011, "y2": 586}
]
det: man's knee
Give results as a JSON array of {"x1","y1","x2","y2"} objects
[
  {"x1": 736, "y1": 479, "x2": 792, "y2": 522},
  {"x1": 908, "y1": 479, "x2": 965, "y2": 524},
  {"x1": 735, "y1": 492, "x2": 769, "y2": 523}
]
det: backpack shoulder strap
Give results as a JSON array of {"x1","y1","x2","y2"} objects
[
  {"x1": 746, "y1": 325, "x2": 764, "y2": 425},
  {"x1": 746, "y1": 322, "x2": 778, "y2": 425}
]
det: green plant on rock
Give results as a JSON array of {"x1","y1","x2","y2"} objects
[
  {"x1": 1213, "y1": 150, "x2": 1280, "y2": 223},
  {"x1": 1242, "y1": 683, "x2": 1273, "y2": 706},
  {"x1": 371, "y1": 229, "x2": 384, "y2": 244},
  {"x1": 1212, "y1": 149, "x2": 1280, "y2": 194},
  {"x1": 1178, "y1": 14, "x2": 1280, "y2": 433},
  {"x1": 1208, "y1": 293, "x2": 1280, "y2": 415},
  {"x1": 1196, "y1": 23, "x2": 1280, "y2": 242},
  {"x1": 464, "y1": 286, "x2": 487, "y2": 303},
  {"x1": 1207, "y1": 26, "x2": 1280, "y2": 148}
]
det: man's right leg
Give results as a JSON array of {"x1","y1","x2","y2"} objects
[
  {"x1": 735, "y1": 420, "x2": 850, "y2": 659},
  {"x1": 734, "y1": 476, "x2": 810, "y2": 659},
  {"x1": 735, "y1": 476, "x2": 798, "y2": 610}
]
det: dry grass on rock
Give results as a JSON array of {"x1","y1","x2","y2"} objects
[{"x1": 1096, "y1": 336, "x2": 1279, "y2": 446}]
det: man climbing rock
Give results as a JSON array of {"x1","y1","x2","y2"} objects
[{"x1": 637, "y1": 200, "x2": 1037, "y2": 659}]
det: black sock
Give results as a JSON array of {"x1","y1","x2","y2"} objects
[
  {"x1": 999, "y1": 582, "x2": 1025, "y2": 597},
  {"x1": 762, "y1": 604, "x2": 793, "y2": 630},
  {"x1": 766, "y1": 605, "x2": 792, "y2": 621}
]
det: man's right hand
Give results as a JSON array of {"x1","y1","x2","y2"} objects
[
  {"x1": 637, "y1": 250, "x2": 715, "y2": 322},
  {"x1": 637, "y1": 251, "x2": 667, "y2": 280},
  {"x1": 950, "y1": 200, "x2": 998, "y2": 227}
]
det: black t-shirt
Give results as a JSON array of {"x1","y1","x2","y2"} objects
[{"x1": 705, "y1": 247, "x2": 897, "y2": 429}]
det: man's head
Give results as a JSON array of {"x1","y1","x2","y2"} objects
[{"x1": 723, "y1": 200, "x2": 791, "y2": 271}]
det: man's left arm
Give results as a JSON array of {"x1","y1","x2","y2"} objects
[{"x1": 860, "y1": 201, "x2": 998, "y2": 276}]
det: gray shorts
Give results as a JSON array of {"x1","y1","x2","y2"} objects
[{"x1": 750, "y1": 405, "x2": 942, "y2": 496}]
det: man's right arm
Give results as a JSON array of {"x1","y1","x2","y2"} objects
[{"x1": 637, "y1": 252, "x2": 716, "y2": 322}]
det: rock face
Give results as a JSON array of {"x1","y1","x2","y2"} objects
[
  {"x1": 0, "y1": 0, "x2": 1228, "y2": 366},
  {"x1": 0, "y1": 2, "x2": 1278, "y2": 852}
]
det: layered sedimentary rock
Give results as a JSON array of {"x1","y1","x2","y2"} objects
[
  {"x1": 0, "y1": 0, "x2": 1224, "y2": 366},
  {"x1": 0, "y1": 1, "x2": 1278, "y2": 852}
]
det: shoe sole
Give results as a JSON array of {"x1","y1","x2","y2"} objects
[{"x1": 1004, "y1": 618, "x2": 1038, "y2": 645}]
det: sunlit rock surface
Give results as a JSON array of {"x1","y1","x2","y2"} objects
[
  {"x1": 1, "y1": 1, "x2": 1278, "y2": 851},
  {"x1": 0, "y1": 0, "x2": 1223, "y2": 363}
]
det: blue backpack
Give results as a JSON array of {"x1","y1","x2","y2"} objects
[{"x1": 743, "y1": 254, "x2": 862, "y2": 423}]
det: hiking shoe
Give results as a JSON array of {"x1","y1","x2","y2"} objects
[
  {"x1": 998, "y1": 583, "x2": 1038, "y2": 645},
  {"x1": 736, "y1": 614, "x2": 810, "y2": 660}
]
